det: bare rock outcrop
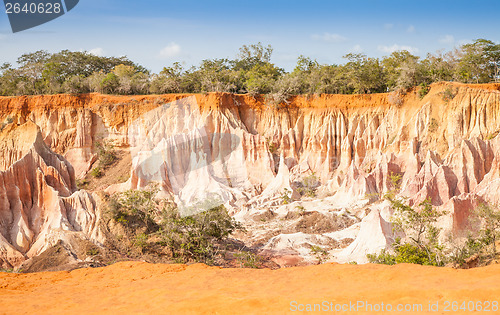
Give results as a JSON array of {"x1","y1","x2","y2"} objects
[
  {"x1": 1, "y1": 83, "x2": 500, "y2": 264},
  {"x1": 0, "y1": 121, "x2": 102, "y2": 269}
]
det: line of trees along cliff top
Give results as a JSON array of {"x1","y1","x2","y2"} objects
[{"x1": 1, "y1": 39, "x2": 499, "y2": 100}]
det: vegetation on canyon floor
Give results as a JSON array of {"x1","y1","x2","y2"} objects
[
  {"x1": 368, "y1": 174, "x2": 500, "y2": 268},
  {"x1": 102, "y1": 185, "x2": 257, "y2": 266},
  {"x1": 1, "y1": 39, "x2": 499, "y2": 102},
  {"x1": 90, "y1": 140, "x2": 117, "y2": 178}
]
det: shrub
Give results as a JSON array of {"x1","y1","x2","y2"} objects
[
  {"x1": 234, "y1": 251, "x2": 262, "y2": 268},
  {"x1": 475, "y1": 203, "x2": 500, "y2": 258},
  {"x1": 109, "y1": 185, "x2": 159, "y2": 229},
  {"x1": 369, "y1": 197, "x2": 446, "y2": 266},
  {"x1": 90, "y1": 167, "x2": 102, "y2": 178},
  {"x1": 90, "y1": 140, "x2": 117, "y2": 178},
  {"x1": 367, "y1": 249, "x2": 396, "y2": 265},
  {"x1": 441, "y1": 86, "x2": 458, "y2": 102},
  {"x1": 447, "y1": 234, "x2": 486, "y2": 267},
  {"x1": 280, "y1": 188, "x2": 292, "y2": 204},
  {"x1": 310, "y1": 245, "x2": 329, "y2": 264},
  {"x1": 297, "y1": 173, "x2": 319, "y2": 197},
  {"x1": 86, "y1": 247, "x2": 100, "y2": 256},
  {"x1": 134, "y1": 233, "x2": 148, "y2": 249},
  {"x1": 159, "y1": 204, "x2": 243, "y2": 263},
  {"x1": 95, "y1": 140, "x2": 117, "y2": 168},
  {"x1": 388, "y1": 171, "x2": 402, "y2": 193},
  {"x1": 295, "y1": 205, "x2": 306, "y2": 216},
  {"x1": 418, "y1": 83, "x2": 430, "y2": 99},
  {"x1": 428, "y1": 118, "x2": 438, "y2": 132},
  {"x1": 108, "y1": 186, "x2": 243, "y2": 264},
  {"x1": 76, "y1": 178, "x2": 90, "y2": 189},
  {"x1": 368, "y1": 241, "x2": 440, "y2": 266},
  {"x1": 388, "y1": 89, "x2": 404, "y2": 107},
  {"x1": 266, "y1": 138, "x2": 278, "y2": 155},
  {"x1": 0, "y1": 116, "x2": 13, "y2": 131}
]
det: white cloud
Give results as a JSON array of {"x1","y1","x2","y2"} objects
[
  {"x1": 159, "y1": 42, "x2": 181, "y2": 58},
  {"x1": 378, "y1": 44, "x2": 419, "y2": 54},
  {"x1": 89, "y1": 47, "x2": 104, "y2": 56},
  {"x1": 311, "y1": 33, "x2": 347, "y2": 43},
  {"x1": 407, "y1": 25, "x2": 415, "y2": 33},
  {"x1": 384, "y1": 23, "x2": 394, "y2": 30},
  {"x1": 439, "y1": 35, "x2": 455, "y2": 45},
  {"x1": 350, "y1": 44, "x2": 362, "y2": 53},
  {"x1": 458, "y1": 39, "x2": 472, "y2": 46}
]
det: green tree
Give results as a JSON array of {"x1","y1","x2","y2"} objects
[
  {"x1": 235, "y1": 42, "x2": 274, "y2": 71},
  {"x1": 343, "y1": 53, "x2": 385, "y2": 94},
  {"x1": 100, "y1": 72, "x2": 119, "y2": 94},
  {"x1": 475, "y1": 203, "x2": 500, "y2": 257},
  {"x1": 368, "y1": 197, "x2": 446, "y2": 266},
  {"x1": 197, "y1": 58, "x2": 239, "y2": 92},
  {"x1": 421, "y1": 51, "x2": 455, "y2": 83},
  {"x1": 382, "y1": 50, "x2": 422, "y2": 90},
  {"x1": 456, "y1": 39, "x2": 500, "y2": 83},
  {"x1": 150, "y1": 62, "x2": 186, "y2": 94}
]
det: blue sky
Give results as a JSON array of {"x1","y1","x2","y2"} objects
[{"x1": 1, "y1": 0, "x2": 499, "y2": 72}]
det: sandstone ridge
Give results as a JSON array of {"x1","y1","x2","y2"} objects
[{"x1": 1, "y1": 82, "x2": 500, "y2": 266}]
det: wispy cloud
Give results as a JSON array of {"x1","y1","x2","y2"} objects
[
  {"x1": 311, "y1": 32, "x2": 347, "y2": 43},
  {"x1": 439, "y1": 35, "x2": 455, "y2": 45},
  {"x1": 350, "y1": 44, "x2": 363, "y2": 53},
  {"x1": 407, "y1": 25, "x2": 415, "y2": 33},
  {"x1": 89, "y1": 47, "x2": 104, "y2": 56},
  {"x1": 384, "y1": 23, "x2": 394, "y2": 30},
  {"x1": 378, "y1": 44, "x2": 419, "y2": 54},
  {"x1": 458, "y1": 39, "x2": 471, "y2": 46},
  {"x1": 159, "y1": 42, "x2": 182, "y2": 58}
]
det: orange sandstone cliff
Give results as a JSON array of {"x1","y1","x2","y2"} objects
[{"x1": 0, "y1": 82, "x2": 500, "y2": 268}]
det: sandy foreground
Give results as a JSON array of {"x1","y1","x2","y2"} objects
[{"x1": 1, "y1": 262, "x2": 500, "y2": 314}]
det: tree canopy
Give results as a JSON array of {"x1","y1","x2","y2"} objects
[{"x1": 1, "y1": 39, "x2": 499, "y2": 98}]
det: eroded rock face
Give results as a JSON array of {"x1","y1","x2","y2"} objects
[
  {"x1": 1, "y1": 83, "x2": 500, "y2": 264},
  {"x1": 0, "y1": 121, "x2": 103, "y2": 269}
]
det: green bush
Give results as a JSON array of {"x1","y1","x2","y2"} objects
[
  {"x1": 369, "y1": 196, "x2": 500, "y2": 268},
  {"x1": 280, "y1": 188, "x2": 292, "y2": 204},
  {"x1": 0, "y1": 117, "x2": 13, "y2": 131},
  {"x1": 310, "y1": 245, "x2": 329, "y2": 264},
  {"x1": 108, "y1": 186, "x2": 243, "y2": 264},
  {"x1": 159, "y1": 204, "x2": 242, "y2": 263},
  {"x1": 428, "y1": 118, "x2": 438, "y2": 132},
  {"x1": 418, "y1": 83, "x2": 430, "y2": 99},
  {"x1": 441, "y1": 87, "x2": 458, "y2": 102},
  {"x1": 368, "y1": 242, "x2": 440, "y2": 266},
  {"x1": 109, "y1": 186, "x2": 159, "y2": 229},
  {"x1": 95, "y1": 140, "x2": 117, "y2": 168},
  {"x1": 89, "y1": 140, "x2": 117, "y2": 178},
  {"x1": 234, "y1": 251, "x2": 262, "y2": 268},
  {"x1": 76, "y1": 178, "x2": 90, "y2": 189},
  {"x1": 134, "y1": 233, "x2": 149, "y2": 249},
  {"x1": 367, "y1": 249, "x2": 396, "y2": 265},
  {"x1": 90, "y1": 167, "x2": 102, "y2": 178},
  {"x1": 368, "y1": 197, "x2": 446, "y2": 266},
  {"x1": 297, "y1": 173, "x2": 319, "y2": 197},
  {"x1": 86, "y1": 247, "x2": 100, "y2": 256}
]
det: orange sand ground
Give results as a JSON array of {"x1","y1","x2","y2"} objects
[{"x1": 1, "y1": 262, "x2": 500, "y2": 314}]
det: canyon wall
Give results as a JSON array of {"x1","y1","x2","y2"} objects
[{"x1": 1, "y1": 82, "x2": 500, "y2": 266}]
